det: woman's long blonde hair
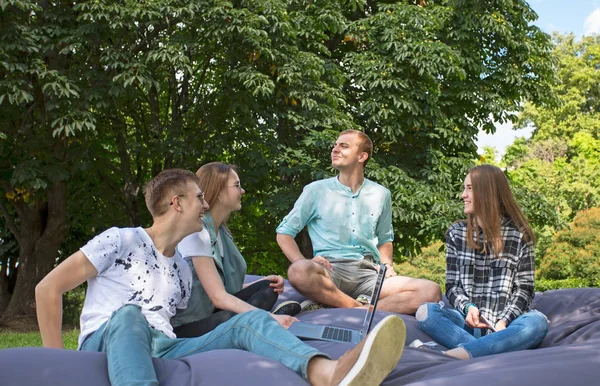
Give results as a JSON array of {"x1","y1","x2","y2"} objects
[
  {"x1": 466, "y1": 164, "x2": 535, "y2": 254},
  {"x1": 196, "y1": 162, "x2": 237, "y2": 208},
  {"x1": 196, "y1": 162, "x2": 238, "y2": 231}
]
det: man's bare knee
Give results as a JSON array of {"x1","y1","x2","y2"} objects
[
  {"x1": 414, "y1": 280, "x2": 441, "y2": 302},
  {"x1": 287, "y1": 260, "x2": 316, "y2": 286},
  {"x1": 427, "y1": 282, "x2": 442, "y2": 302}
]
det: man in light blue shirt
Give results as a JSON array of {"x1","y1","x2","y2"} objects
[{"x1": 277, "y1": 130, "x2": 441, "y2": 314}]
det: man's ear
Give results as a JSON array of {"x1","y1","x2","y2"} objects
[
  {"x1": 358, "y1": 152, "x2": 369, "y2": 164},
  {"x1": 169, "y1": 195, "x2": 182, "y2": 211}
]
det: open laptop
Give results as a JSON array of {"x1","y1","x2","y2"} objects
[{"x1": 288, "y1": 264, "x2": 386, "y2": 344}]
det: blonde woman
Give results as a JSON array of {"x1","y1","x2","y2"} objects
[{"x1": 172, "y1": 162, "x2": 300, "y2": 337}]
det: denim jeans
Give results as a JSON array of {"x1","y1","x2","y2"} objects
[
  {"x1": 417, "y1": 302, "x2": 548, "y2": 358},
  {"x1": 81, "y1": 305, "x2": 325, "y2": 386}
]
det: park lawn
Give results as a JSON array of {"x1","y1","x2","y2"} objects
[{"x1": 0, "y1": 329, "x2": 79, "y2": 350}]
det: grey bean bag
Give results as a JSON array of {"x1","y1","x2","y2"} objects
[{"x1": 2, "y1": 276, "x2": 599, "y2": 386}]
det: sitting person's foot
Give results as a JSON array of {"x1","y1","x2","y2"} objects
[
  {"x1": 330, "y1": 315, "x2": 406, "y2": 386},
  {"x1": 409, "y1": 338, "x2": 447, "y2": 354},
  {"x1": 272, "y1": 300, "x2": 302, "y2": 316},
  {"x1": 300, "y1": 299, "x2": 331, "y2": 312}
]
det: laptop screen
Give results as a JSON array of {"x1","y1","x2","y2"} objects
[{"x1": 360, "y1": 264, "x2": 386, "y2": 335}]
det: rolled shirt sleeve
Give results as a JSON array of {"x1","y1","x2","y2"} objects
[
  {"x1": 276, "y1": 185, "x2": 317, "y2": 238},
  {"x1": 375, "y1": 190, "x2": 394, "y2": 246}
]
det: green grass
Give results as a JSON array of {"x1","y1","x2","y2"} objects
[{"x1": 0, "y1": 329, "x2": 80, "y2": 350}]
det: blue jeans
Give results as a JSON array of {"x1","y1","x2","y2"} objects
[
  {"x1": 81, "y1": 305, "x2": 325, "y2": 386},
  {"x1": 417, "y1": 302, "x2": 548, "y2": 358}
]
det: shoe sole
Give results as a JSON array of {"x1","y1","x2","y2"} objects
[
  {"x1": 338, "y1": 315, "x2": 406, "y2": 386},
  {"x1": 272, "y1": 301, "x2": 301, "y2": 316},
  {"x1": 300, "y1": 299, "x2": 325, "y2": 312}
]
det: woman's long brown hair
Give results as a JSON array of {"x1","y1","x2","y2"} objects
[{"x1": 466, "y1": 164, "x2": 535, "y2": 254}]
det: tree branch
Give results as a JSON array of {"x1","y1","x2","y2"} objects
[{"x1": 0, "y1": 200, "x2": 21, "y2": 244}]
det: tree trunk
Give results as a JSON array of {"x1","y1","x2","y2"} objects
[
  {"x1": 0, "y1": 181, "x2": 67, "y2": 328},
  {"x1": 0, "y1": 255, "x2": 11, "y2": 314}
]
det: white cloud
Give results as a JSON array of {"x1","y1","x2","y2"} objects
[{"x1": 584, "y1": 9, "x2": 600, "y2": 36}]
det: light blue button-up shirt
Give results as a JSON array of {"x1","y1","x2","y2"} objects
[{"x1": 276, "y1": 176, "x2": 394, "y2": 262}]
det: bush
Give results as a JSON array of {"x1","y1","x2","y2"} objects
[
  {"x1": 396, "y1": 241, "x2": 446, "y2": 289},
  {"x1": 538, "y1": 242, "x2": 573, "y2": 279},
  {"x1": 535, "y1": 277, "x2": 592, "y2": 292},
  {"x1": 63, "y1": 286, "x2": 86, "y2": 327},
  {"x1": 538, "y1": 207, "x2": 600, "y2": 287}
]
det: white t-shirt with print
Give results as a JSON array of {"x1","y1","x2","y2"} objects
[
  {"x1": 78, "y1": 227, "x2": 192, "y2": 347},
  {"x1": 177, "y1": 229, "x2": 213, "y2": 259}
]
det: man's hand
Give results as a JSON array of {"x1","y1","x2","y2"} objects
[
  {"x1": 312, "y1": 256, "x2": 333, "y2": 270},
  {"x1": 383, "y1": 263, "x2": 396, "y2": 278},
  {"x1": 266, "y1": 275, "x2": 285, "y2": 294},
  {"x1": 271, "y1": 314, "x2": 299, "y2": 329}
]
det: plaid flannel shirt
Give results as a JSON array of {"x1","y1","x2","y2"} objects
[{"x1": 445, "y1": 218, "x2": 535, "y2": 326}]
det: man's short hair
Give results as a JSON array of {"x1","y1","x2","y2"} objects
[
  {"x1": 143, "y1": 169, "x2": 199, "y2": 218},
  {"x1": 339, "y1": 129, "x2": 373, "y2": 166}
]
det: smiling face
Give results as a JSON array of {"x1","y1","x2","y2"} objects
[
  {"x1": 216, "y1": 170, "x2": 245, "y2": 214},
  {"x1": 331, "y1": 132, "x2": 367, "y2": 171},
  {"x1": 461, "y1": 173, "x2": 476, "y2": 215},
  {"x1": 176, "y1": 180, "x2": 209, "y2": 233}
]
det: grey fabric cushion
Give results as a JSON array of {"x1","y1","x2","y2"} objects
[
  {"x1": 1, "y1": 347, "x2": 307, "y2": 386},
  {"x1": 2, "y1": 278, "x2": 599, "y2": 386},
  {"x1": 532, "y1": 288, "x2": 600, "y2": 347}
]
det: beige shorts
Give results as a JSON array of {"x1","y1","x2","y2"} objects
[{"x1": 323, "y1": 256, "x2": 379, "y2": 299}]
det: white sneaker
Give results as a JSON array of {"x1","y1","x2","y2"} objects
[
  {"x1": 330, "y1": 315, "x2": 406, "y2": 386},
  {"x1": 409, "y1": 338, "x2": 446, "y2": 353}
]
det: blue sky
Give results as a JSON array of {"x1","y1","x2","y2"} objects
[
  {"x1": 476, "y1": 0, "x2": 600, "y2": 156},
  {"x1": 531, "y1": 0, "x2": 600, "y2": 37}
]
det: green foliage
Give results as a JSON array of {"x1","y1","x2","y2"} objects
[
  {"x1": 63, "y1": 286, "x2": 86, "y2": 327},
  {"x1": 477, "y1": 147, "x2": 501, "y2": 167},
  {"x1": 501, "y1": 34, "x2": 600, "y2": 285},
  {"x1": 397, "y1": 241, "x2": 446, "y2": 289},
  {"x1": 0, "y1": 329, "x2": 79, "y2": 350},
  {"x1": 535, "y1": 277, "x2": 591, "y2": 292},
  {"x1": 538, "y1": 208, "x2": 600, "y2": 287},
  {"x1": 273, "y1": 0, "x2": 555, "y2": 257},
  {"x1": 0, "y1": 0, "x2": 558, "y2": 321},
  {"x1": 506, "y1": 35, "x2": 600, "y2": 227}
]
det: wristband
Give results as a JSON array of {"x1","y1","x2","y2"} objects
[{"x1": 464, "y1": 302, "x2": 477, "y2": 314}]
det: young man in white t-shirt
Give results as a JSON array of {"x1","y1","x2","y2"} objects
[{"x1": 35, "y1": 168, "x2": 408, "y2": 386}]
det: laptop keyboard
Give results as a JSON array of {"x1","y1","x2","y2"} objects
[{"x1": 322, "y1": 327, "x2": 352, "y2": 342}]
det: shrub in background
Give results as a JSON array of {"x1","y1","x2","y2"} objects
[
  {"x1": 538, "y1": 207, "x2": 600, "y2": 288},
  {"x1": 396, "y1": 241, "x2": 446, "y2": 289}
]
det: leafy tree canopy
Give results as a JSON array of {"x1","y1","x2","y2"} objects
[
  {"x1": 0, "y1": 0, "x2": 556, "y2": 323},
  {"x1": 505, "y1": 34, "x2": 600, "y2": 226}
]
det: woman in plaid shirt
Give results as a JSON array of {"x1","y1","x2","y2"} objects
[{"x1": 415, "y1": 164, "x2": 549, "y2": 359}]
